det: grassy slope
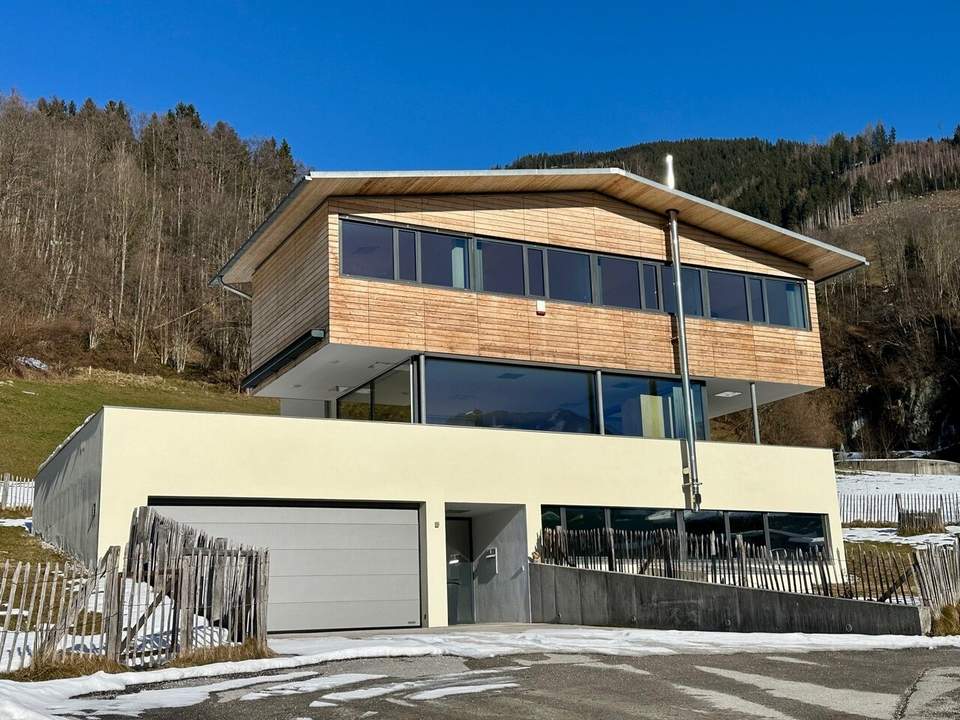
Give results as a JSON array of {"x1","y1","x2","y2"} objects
[{"x1": 0, "y1": 371, "x2": 277, "y2": 476}]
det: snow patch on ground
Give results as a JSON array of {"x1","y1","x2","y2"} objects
[
  {"x1": 4, "y1": 627, "x2": 960, "y2": 719},
  {"x1": 837, "y1": 471, "x2": 960, "y2": 495},
  {"x1": 0, "y1": 517, "x2": 31, "y2": 529},
  {"x1": 406, "y1": 681, "x2": 519, "y2": 700},
  {"x1": 843, "y1": 526, "x2": 960, "y2": 547}
]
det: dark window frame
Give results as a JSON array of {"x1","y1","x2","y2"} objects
[{"x1": 338, "y1": 216, "x2": 811, "y2": 331}]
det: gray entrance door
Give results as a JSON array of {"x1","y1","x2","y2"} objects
[
  {"x1": 150, "y1": 502, "x2": 421, "y2": 632},
  {"x1": 445, "y1": 518, "x2": 474, "y2": 624}
]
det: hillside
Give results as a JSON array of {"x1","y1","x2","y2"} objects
[
  {"x1": 0, "y1": 370, "x2": 277, "y2": 476},
  {"x1": 818, "y1": 191, "x2": 960, "y2": 457}
]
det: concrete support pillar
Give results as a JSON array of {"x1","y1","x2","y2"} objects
[
  {"x1": 422, "y1": 499, "x2": 448, "y2": 627},
  {"x1": 750, "y1": 381, "x2": 761, "y2": 445}
]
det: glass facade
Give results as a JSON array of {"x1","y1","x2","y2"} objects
[
  {"x1": 547, "y1": 248, "x2": 593, "y2": 303},
  {"x1": 420, "y1": 231, "x2": 469, "y2": 289},
  {"x1": 661, "y1": 266, "x2": 704, "y2": 317},
  {"x1": 543, "y1": 504, "x2": 829, "y2": 556},
  {"x1": 424, "y1": 358, "x2": 597, "y2": 434},
  {"x1": 479, "y1": 239, "x2": 524, "y2": 295},
  {"x1": 340, "y1": 217, "x2": 809, "y2": 330},
  {"x1": 336, "y1": 362, "x2": 412, "y2": 423},
  {"x1": 341, "y1": 221, "x2": 394, "y2": 280},
  {"x1": 708, "y1": 271, "x2": 749, "y2": 322},
  {"x1": 601, "y1": 374, "x2": 706, "y2": 440},
  {"x1": 767, "y1": 278, "x2": 806, "y2": 328},
  {"x1": 767, "y1": 512, "x2": 825, "y2": 552},
  {"x1": 599, "y1": 256, "x2": 641, "y2": 309}
]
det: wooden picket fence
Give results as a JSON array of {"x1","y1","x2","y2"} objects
[
  {"x1": 0, "y1": 507, "x2": 269, "y2": 672},
  {"x1": 0, "y1": 473, "x2": 33, "y2": 510},
  {"x1": 537, "y1": 528, "x2": 960, "y2": 619},
  {"x1": 839, "y1": 492, "x2": 960, "y2": 526}
]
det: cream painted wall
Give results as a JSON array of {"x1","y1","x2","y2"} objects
[{"x1": 94, "y1": 407, "x2": 841, "y2": 627}]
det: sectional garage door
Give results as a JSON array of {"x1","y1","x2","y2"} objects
[{"x1": 149, "y1": 501, "x2": 421, "y2": 632}]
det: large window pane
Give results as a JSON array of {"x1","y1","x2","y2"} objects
[
  {"x1": 541, "y1": 505, "x2": 562, "y2": 530},
  {"x1": 601, "y1": 373, "x2": 705, "y2": 440},
  {"x1": 727, "y1": 511, "x2": 766, "y2": 549},
  {"x1": 708, "y1": 271, "x2": 749, "y2": 321},
  {"x1": 479, "y1": 239, "x2": 524, "y2": 295},
  {"x1": 527, "y1": 248, "x2": 545, "y2": 296},
  {"x1": 642, "y1": 263, "x2": 660, "y2": 310},
  {"x1": 337, "y1": 384, "x2": 371, "y2": 420},
  {"x1": 547, "y1": 249, "x2": 592, "y2": 303},
  {"x1": 661, "y1": 266, "x2": 703, "y2": 316},
  {"x1": 749, "y1": 277, "x2": 765, "y2": 322},
  {"x1": 425, "y1": 358, "x2": 597, "y2": 434},
  {"x1": 766, "y1": 278, "x2": 806, "y2": 328},
  {"x1": 421, "y1": 231, "x2": 469, "y2": 288},
  {"x1": 398, "y1": 230, "x2": 417, "y2": 281},
  {"x1": 599, "y1": 256, "x2": 641, "y2": 309},
  {"x1": 372, "y1": 364, "x2": 412, "y2": 422},
  {"x1": 341, "y1": 221, "x2": 393, "y2": 279},
  {"x1": 767, "y1": 512, "x2": 825, "y2": 554},
  {"x1": 565, "y1": 506, "x2": 605, "y2": 531},
  {"x1": 610, "y1": 507, "x2": 678, "y2": 533}
]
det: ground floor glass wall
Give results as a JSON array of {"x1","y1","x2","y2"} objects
[{"x1": 542, "y1": 504, "x2": 828, "y2": 555}]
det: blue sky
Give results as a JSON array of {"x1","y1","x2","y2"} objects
[{"x1": 3, "y1": 1, "x2": 958, "y2": 169}]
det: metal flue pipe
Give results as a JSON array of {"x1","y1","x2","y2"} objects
[{"x1": 665, "y1": 155, "x2": 702, "y2": 510}]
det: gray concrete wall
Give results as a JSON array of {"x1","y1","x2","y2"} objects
[
  {"x1": 33, "y1": 411, "x2": 104, "y2": 564},
  {"x1": 472, "y1": 507, "x2": 530, "y2": 623},
  {"x1": 530, "y1": 564, "x2": 930, "y2": 635},
  {"x1": 836, "y1": 458, "x2": 960, "y2": 476}
]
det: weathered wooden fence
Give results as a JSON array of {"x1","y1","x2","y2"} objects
[
  {"x1": 0, "y1": 507, "x2": 269, "y2": 672},
  {"x1": 839, "y1": 492, "x2": 960, "y2": 526},
  {"x1": 537, "y1": 528, "x2": 960, "y2": 621},
  {"x1": 0, "y1": 474, "x2": 33, "y2": 510}
]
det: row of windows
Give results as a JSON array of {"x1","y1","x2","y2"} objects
[
  {"x1": 542, "y1": 505, "x2": 827, "y2": 554},
  {"x1": 336, "y1": 356, "x2": 707, "y2": 440},
  {"x1": 340, "y1": 218, "x2": 809, "y2": 329}
]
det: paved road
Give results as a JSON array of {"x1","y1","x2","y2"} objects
[{"x1": 55, "y1": 649, "x2": 960, "y2": 719}]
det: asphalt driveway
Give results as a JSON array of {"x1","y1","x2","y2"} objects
[{"x1": 51, "y1": 647, "x2": 960, "y2": 719}]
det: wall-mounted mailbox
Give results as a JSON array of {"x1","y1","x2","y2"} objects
[{"x1": 484, "y1": 547, "x2": 498, "y2": 575}]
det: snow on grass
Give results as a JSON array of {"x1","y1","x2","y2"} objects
[
  {"x1": 5, "y1": 627, "x2": 960, "y2": 719},
  {"x1": 843, "y1": 526, "x2": 960, "y2": 547},
  {"x1": 837, "y1": 471, "x2": 960, "y2": 495}
]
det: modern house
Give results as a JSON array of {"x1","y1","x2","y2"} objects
[{"x1": 34, "y1": 168, "x2": 867, "y2": 633}]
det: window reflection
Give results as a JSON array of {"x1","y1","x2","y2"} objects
[
  {"x1": 601, "y1": 374, "x2": 706, "y2": 440},
  {"x1": 425, "y1": 358, "x2": 597, "y2": 434}
]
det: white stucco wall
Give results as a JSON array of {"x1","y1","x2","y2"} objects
[{"x1": 84, "y1": 406, "x2": 841, "y2": 627}]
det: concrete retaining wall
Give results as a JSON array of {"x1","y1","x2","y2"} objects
[
  {"x1": 836, "y1": 458, "x2": 960, "y2": 476},
  {"x1": 530, "y1": 564, "x2": 930, "y2": 635}
]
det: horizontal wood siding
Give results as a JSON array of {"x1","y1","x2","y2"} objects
[
  {"x1": 325, "y1": 192, "x2": 825, "y2": 387},
  {"x1": 250, "y1": 203, "x2": 329, "y2": 367}
]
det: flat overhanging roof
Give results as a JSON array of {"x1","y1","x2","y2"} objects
[{"x1": 215, "y1": 168, "x2": 867, "y2": 285}]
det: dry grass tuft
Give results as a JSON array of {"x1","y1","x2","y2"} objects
[
  {"x1": 166, "y1": 640, "x2": 275, "y2": 668},
  {"x1": 932, "y1": 604, "x2": 960, "y2": 636},
  {"x1": 0, "y1": 654, "x2": 125, "y2": 681},
  {"x1": 0, "y1": 507, "x2": 32, "y2": 520}
]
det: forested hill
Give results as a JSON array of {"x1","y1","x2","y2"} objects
[
  {"x1": 509, "y1": 126, "x2": 960, "y2": 235},
  {"x1": 0, "y1": 93, "x2": 297, "y2": 383}
]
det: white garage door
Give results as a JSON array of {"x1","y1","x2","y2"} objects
[{"x1": 150, "y1": 502, "x2": 421, "y2": 632}]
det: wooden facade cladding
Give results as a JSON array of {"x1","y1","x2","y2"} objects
[
  {"x1": 251, "y1": 191, "x2": 825, "y2": 387},
  {"x1": 250, "y1": 202, "x2": 329, "y2": 368}
]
